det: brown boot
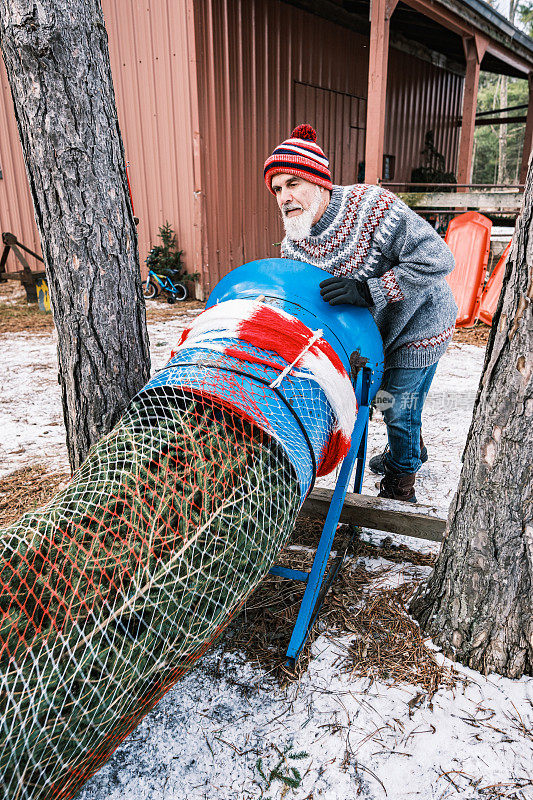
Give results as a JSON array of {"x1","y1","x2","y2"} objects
[{"x1": 378, "y1": 468, "x2": 417, "y2": 503}]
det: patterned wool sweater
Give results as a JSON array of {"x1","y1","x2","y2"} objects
[{"x1": 281, "y1": 184, "x2": 458, "y2": 369}]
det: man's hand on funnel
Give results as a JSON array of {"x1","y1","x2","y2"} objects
[{"x1": 319, "y1": 276, "x2": 373, "y2": 307}]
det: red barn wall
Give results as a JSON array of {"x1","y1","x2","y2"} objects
[
  {"x1": 0, "y1": 0, "x2": 199, "y2": 281},
  {"x1": 385, "y1": 48, "x2": 463, "y2": 183},
  {"x1": 194, "y1": 0, "x2": 464, "y2": 292},
  {"x1": 0, "y1": 0, "x2": 463, "y2": 293}
]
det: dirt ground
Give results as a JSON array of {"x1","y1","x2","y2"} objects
[
  {"x1": 0, "y1": 279, "x2": 492, "y2": 342},
  {"x1": 451, "y1": 322, "x2": 491, "y2": 347},
  {"x1": 0, "y1": 464, "x2": 70, "y2": 525},
  {"x1": 0, "y1": 280, "x2": 204, "y2": 333},
  {"x1": 0, "y1": 280, "x2": 55, "y2": 333},
  {"x1": 145, "y1": 297, "x2": 205, "y2": 321}
]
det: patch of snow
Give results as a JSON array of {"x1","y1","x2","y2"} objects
[
  {"x1": 0, "y1": 331, "x2": 67, "y2": 476},
  {"x1": 0, "y1": 320, "x2": 191, "y2": 477},
  {"x1": 76, "y1": 642, "x2": 533, "y2": 800}
]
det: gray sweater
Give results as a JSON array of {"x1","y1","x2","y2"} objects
[{"x1": 281, "y1": 184, "x2": 458, "y2": 369}]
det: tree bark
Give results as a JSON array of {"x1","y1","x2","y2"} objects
[
  {"x1": 0, "y1": 0, "x2": 151, "y2": 470},
  {"x1": 411, "y1": 161, "x2": 533, "y2": 678}
]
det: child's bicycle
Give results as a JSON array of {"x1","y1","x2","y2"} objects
[{"x1": 143, "y1": 269, "x2": 188, "y2": 303}]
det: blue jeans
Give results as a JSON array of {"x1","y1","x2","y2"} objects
[{"x1": 379, "y1": 363, "x2": 438, "y2": 474}]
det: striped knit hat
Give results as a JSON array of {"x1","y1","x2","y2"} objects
[{"x1": 264, "y1": 124, "x2": 333, "y2": 194}]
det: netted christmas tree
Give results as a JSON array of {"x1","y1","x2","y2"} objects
[
  {"x1": 0, "y1": 297, "x2": 357, "y2": 800},
  {"x1": 0, "y1": 389, "x2": 299, "y2": 799}
]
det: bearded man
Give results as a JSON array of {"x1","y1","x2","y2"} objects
[{"x1": 263, "y1": 124, "x2": 458, "y2": 503}]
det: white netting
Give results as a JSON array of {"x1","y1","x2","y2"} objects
[
  {"x1": 0, "y1": 299, "x2": 357, "y2": 799},
  {"x1": 0, "y1": 388, "x2": 299, "y2": 799}
]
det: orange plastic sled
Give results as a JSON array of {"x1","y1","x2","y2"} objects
[
  {"x1": 445, "y1": 211, "x2": 492, "y2": 327},
  {"x1": 478, "y1": 241, "x2": 511, "y2": 327}
]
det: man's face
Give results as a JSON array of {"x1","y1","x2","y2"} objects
[{"x1": 271, "y1": 173, "x2": 328, "y2": 240}]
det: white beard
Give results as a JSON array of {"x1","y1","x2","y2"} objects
[{"x1": 282, "y1": 185, "x2": 323, "y2": 241}]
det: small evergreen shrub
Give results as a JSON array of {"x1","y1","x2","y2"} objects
[{"x1": 146, "y1": 222, "x2": 199, "y2": 283}]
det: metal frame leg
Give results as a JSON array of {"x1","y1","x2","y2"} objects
[{"x1": 275, "y1": 367, "x2": 372, "y2": 667}]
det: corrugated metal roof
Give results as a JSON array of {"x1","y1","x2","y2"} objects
[{"x1": 446, "y1": 0, "x2": 533, "y2": 54}]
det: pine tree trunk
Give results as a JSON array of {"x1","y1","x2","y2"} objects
[
  {"x1": 410, "y1": 162, "x2": 533, "y2": 678},
  {"x1": 0, "y1": 0, "x2": 151, "y2": 471}
]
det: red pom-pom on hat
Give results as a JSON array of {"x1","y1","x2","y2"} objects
[{"x1": 291, "y1": 124, "x2": 317, "y2": 142}]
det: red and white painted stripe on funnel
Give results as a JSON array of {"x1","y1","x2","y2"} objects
[{"x1": 175, "y1": 300, "x2": 356, "y2": 474}]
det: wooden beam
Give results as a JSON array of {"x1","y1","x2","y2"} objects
[
  {"x1": 186, "y1": 0, "x2": 208, "y2": 298},
  {"x1": 301, "y1": 489, "x2": 446, "y2": 543},
  {"x1": 400, "y1": 0, "x2": 471, "y2": 39},
  {"x1": 520, "y1": 72, "x2": 533, "y2": 184},
  {"x1": 364, "y1": 0, "x2": 397, "y2": 184},
  {"x1": 485, "y1": 38, "x2": 533, "y2": 78},
  {"x1": 475, "y1": 103, "x2": 528, "y2": 118},
  {"x1": 398, "y1": 190, "x2": 523, "y2": 212},
  {"x1": 401, "y1": 0, "x2": 532, "y2": 76},
  {"x1": 379, "y1": 0, "x2": 399, "y2": 172},
  {"x1": 457, "y1": 36, "x2": 487, "y2": 187},
  {"x1": 474, "y1": 115, "x2": 527, "y2": 126}
]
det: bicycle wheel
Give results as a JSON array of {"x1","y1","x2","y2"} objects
[
  {"x1": 143, "y1": 277, "x2": 160, "y2": 300},
  {"x1": 172, "y1": 282, "x2": 188, "y2": 301}
]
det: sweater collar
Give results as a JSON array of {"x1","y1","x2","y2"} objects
[{"x1": 309, "y1": 185, "x2": 343, "y2": 237}]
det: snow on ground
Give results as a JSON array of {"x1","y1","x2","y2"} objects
[
  {"x1": 75, "y1": 646, "x2": 533, "y2": 800},
  {"x1": 0, "y1": 312, "x2": 201, "y2": 477},
  {"x1": 1, "y1": 317, "x2": 532, "y2": 800}
]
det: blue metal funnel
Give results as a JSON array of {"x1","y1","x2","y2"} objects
[{"x1": 206, "y1": 258, "x2": 384, "y2": 405}]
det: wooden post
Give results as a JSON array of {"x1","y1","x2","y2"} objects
[
  {"x1": 365, "y1": 0, "x2": 398, "y2": 185},
  {"x1": 186, "y1": 0, "x2": 208, "y2": 299},
  {"x1": 520, "y1": 71, "x2": 533, "y2": 185},
  {"x1": 457, "y1": 35, "x2": 487, "y2": 188}
]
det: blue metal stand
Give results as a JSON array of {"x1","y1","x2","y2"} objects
[{"x1": 269, "y1": 367, "x2": 372, "y2": 668}]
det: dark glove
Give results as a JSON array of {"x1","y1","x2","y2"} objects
[{"x1": 319, "y1": 276, "x2": 373, "y2": 307}]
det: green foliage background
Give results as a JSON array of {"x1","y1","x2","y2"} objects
[
  {"x1": 472, "y1": 73, "x2": 528, "y2": 184},
  {"x1": 471, "y1": 0, "x2": 532, "y2": 184}
]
